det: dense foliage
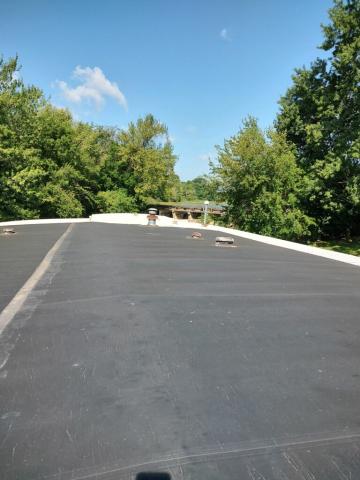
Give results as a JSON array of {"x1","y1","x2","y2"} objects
[
  {"x1": 276, "y1": 0, "x2": 360, "y2": 238},
  {"x1": 179, "y1": 175, "x2": 213, "y2": 201},
  {"x1": 0, "y1": 56, "x2": 178, "y2": 220},
  {"x1": 214, "y1": 0, "x2": 359, "y2": 240},
  {"x1": 1, "y1": 1, "x2": 358, "y2": 242},
  {"x1": 214, "y1": 118, "x2": 314, "y2": 240}
]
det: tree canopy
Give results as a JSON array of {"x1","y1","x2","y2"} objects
[
  {"x1": 211, "y1": 0, "x2": 359, "y2": 240},
  {"x1": 214, "y1": 118, "x2": 314, "y2": 240},
  {"x1": 0, "y1": 56, "x2": 178, "y2": 220},
  {"x1": 276, "y1": 0, "x2": 360, "y2": 238},
  {"x1": 1, "y1": 1, "x2": 358, "y2": 242},
  {"x1": 179, "y1": 175, "x2": 213, "y2": 201}
]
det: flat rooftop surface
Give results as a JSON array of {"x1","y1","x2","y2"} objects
[
  {"x1": 0, "y1": 223, "x2": 360, "y2": 480},
  {"x1": 0, "y1": 224, "x2": 69, "y2": 312}
]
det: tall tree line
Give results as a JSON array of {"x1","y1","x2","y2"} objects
[
  {"x1": 214, "y1": 0, "x2": 359, "y2": 240},
  {"x1": 0, "y1": 56, "x2": 179, "y2": 220},
  {"x1": 1, "y1": 1, "x2": 359, "y2": 241}
]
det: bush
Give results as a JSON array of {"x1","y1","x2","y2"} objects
[{"x1": 96, "y1": 189, "x2": 138, "y2": 213}]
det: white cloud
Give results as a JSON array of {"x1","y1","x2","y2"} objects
[
  {"x1": 220, "y1": 28, "x2": 230, "y2": 41},
  {"x1": 56, "y1": 66, "x2": 127, "y2": 110}
]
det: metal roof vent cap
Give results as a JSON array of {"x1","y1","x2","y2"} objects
[
  {"x1": 147, "y1": 208, "x2": 158, "y2": 226},
  {"x1": 215, "y1": 236, "x2": 235, "y2": 247}
]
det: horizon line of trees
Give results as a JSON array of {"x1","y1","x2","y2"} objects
[
  {"x1": 1, "y1": 0, "x2": 359, "y2": 241},
  {"x1": 212, "y1": 0, "x2": 359, "y2": 240},
  {"x1": 0, "y1": 55, "x2": 181, "y2": 220}
]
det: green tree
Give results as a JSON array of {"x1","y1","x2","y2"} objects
[
  {"x1": 179, "y1": 175, "x2": 214, "y2": 201},
  {"x1": 115, "y1": 114, "x2": 178, "y2": 204},
  {"x1": 96, "y1": 189, "x2": 138, "y2": 213},
  {"x1": 0, "y1": 56, "x2": 44, "y2": 219},
  {"x1": 0, "y1": 56, "x2": 179, "y2": 220},
  {"x1": 0, "y1": 57, "x2": 98, "y2": 219},
  {"x1": 192, "y1": 175, "x2": 212, "y2": 200},
  {"x1": 215, "y1": 118, "x2": 314, "y2": 240},
  {"x1": 179, "y1": 180, "x2": 197, "y2": 200},
  {"x1": 34, "y1": 106, "x2": 97, "y2": 217},
  {"x1": 276, "y1": 0, "x2": 360, "y2": 238}
]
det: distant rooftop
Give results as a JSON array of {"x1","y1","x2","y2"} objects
[{"x1": 152, "y1": 201, "x2": 226, "y2": 210}]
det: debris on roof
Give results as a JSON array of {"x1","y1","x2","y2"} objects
[
  {"x1": 191, "y1": 232, "x2": 203, "y2": 239},
  {"x1": 2, "y1": 227, "x2": 16, "y2": 235}
]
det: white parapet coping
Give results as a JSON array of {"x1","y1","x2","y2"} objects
[
  {"x1": 0, "y1": 218, "x2": 89, "y2": 226},
  {"x1": 1, "y1": 214, "x2": 359, "y2": 267},
  {"x1": 205, "y1": 225, "x2": 360, "y2": 267},
  {"x1": 89, "y1": 213, "x2": 201, "y2": 228},
  {"x1": 90, "y1": 213, "x2": 149, "y2": 225}
]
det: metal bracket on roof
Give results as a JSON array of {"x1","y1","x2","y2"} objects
[{"x1": 215, "y1": 236, "x2": 236, "y2": 247}]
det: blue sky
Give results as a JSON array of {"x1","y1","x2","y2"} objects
[{"x1": 1, "y1": 0, "x2": 333, "y2": 180}]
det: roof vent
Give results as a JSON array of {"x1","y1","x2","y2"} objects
[
  {"x1": 136, "y1": 473, "x2": 171, "y2": 480},
  {"x1": 215, "y1": 236, "x2": 235, "y2": 247},
  {"x1": 147, "y1": 208, "x2": 158, "y2": 226}
]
